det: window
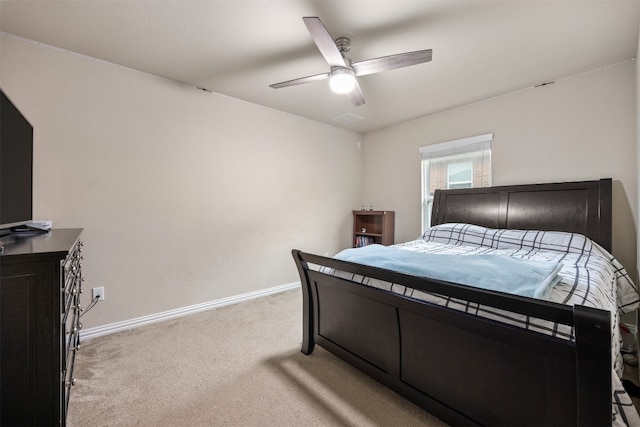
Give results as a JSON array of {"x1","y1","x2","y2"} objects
[
  {"x1": 420, "y1": 133, "x2": 492, "y2": 231},
  {"x1": 447, "y1": 161, "x2": 473, "y2": 189}
]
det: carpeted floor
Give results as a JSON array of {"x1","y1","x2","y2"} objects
[
  {"x1": 68, "y1": 286, "x2": 640, "y2": 426},
  {"x1": 68, "y1": 288, "x2": 446, "y2": 426}
]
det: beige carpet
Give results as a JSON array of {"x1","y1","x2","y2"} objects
[{"x1": 68, "y1": 288, "x2": 447, "y2": 426}]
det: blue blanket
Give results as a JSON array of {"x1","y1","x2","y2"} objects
[{"x1": 334, "y1": 245, "x2": 563, "y2": 300}]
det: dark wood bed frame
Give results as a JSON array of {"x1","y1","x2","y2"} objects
[{"x1": 292, "y1": 178, "x2": 613, "y2": 426}]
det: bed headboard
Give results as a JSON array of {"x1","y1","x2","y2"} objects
[{"x1": 431, "y1": 178, "x2": 612, "y2": 252}]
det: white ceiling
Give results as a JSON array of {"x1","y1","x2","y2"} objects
[{"x1": 1, "y1": 1, "x2": 639, "y2": 134}]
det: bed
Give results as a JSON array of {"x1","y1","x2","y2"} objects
[{"x1": 292, "y1": 178, "x2": 640, "y2": 426}]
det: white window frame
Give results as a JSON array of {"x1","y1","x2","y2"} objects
[{"x1": 420, "y1": 133, "x2": 493, "y2": 231}]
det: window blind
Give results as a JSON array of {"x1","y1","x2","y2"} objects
[{"x1": 419, "y1": 133, "x2": 493, "y2": 160}]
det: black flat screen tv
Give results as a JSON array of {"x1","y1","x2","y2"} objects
[{"x1": 0, "y1": 89, "x2": 33, "y2": 231}]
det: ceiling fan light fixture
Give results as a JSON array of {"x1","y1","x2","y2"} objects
[{"x1": 329, "y1": 68, "x2": 356, "y2": 94}]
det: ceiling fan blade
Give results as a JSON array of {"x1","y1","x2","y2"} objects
[
  {"x1": 303, "y1": 17, "x2": 347, "y2": 68},
  {"x1": 269, "y1": 72, "x2": 329, "y2": 89},
  {"x1": 346, "y1": 79, "x2": 365, "y2": 106},
  {"x1": 352, "y1": 49, "x2": 432, "y2": 77}
]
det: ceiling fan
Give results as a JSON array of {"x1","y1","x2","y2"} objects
[{"x1": 269, "y1": 17, "x2": 433, "y2": 106}]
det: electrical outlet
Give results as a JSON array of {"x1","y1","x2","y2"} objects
[{"x1": 92, "y1": 286, "x2": 105, "y2": 301}]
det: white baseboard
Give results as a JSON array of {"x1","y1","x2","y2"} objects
[{"x1": 80, "y1": 281, "x2": 301, "y2": 341}]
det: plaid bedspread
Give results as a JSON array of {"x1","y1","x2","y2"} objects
[{"x1": 330, "y1": 223, "x2": 640, "y2": 426}]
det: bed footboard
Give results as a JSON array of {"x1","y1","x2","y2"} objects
[{"x1": 292, "y1": 249, "x2": 612, "y2": 426}]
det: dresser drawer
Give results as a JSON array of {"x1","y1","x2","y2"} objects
[
  {"x1": 62, "y1": 343, "x2": 77, "y2": 425},
  {"x1": 63, "y1": 332, "x2": 78, "y2": 383},
  {"x1": 61, "y1": 241, "x2": 83, "y2": 314},
  {"x1": 63, "y1": 306, "x2": 80, "y2": 368}
]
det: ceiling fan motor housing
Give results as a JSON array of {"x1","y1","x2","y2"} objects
[{"x1": 334, "y1": 37, "x2": 351, "y2": 54}]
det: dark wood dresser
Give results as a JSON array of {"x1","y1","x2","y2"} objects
[{"x1": 0, "y1": 228, "x2": 83, "y2": 426}]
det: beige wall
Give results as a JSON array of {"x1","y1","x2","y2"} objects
[
  {"x1": 0, "y1": 35, "x2": 363, "y2": 329},
  {"x1": 2, "y1": 31, "x2": 638, "y2": 330},
  {"x1": 362, "y1": 61, "x2": 637, "y2": 275}
]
